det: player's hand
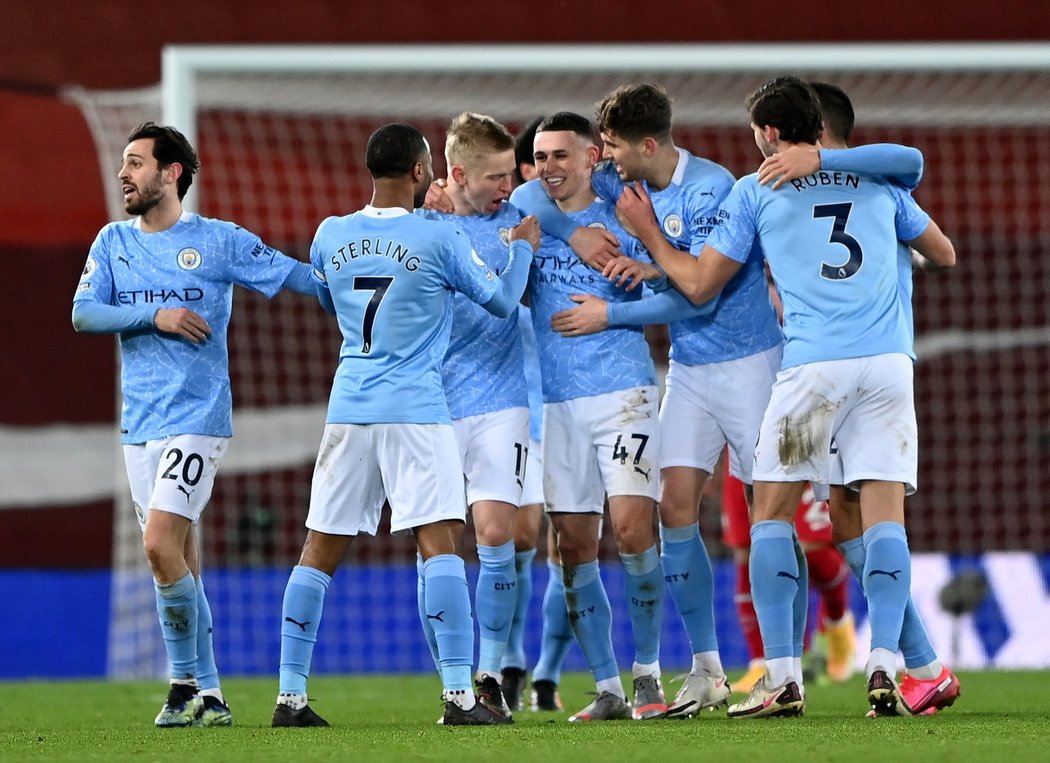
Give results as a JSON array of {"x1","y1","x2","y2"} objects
[
  {"x1": 758, "y1": 146, "x2": 821, "y2": 190},
  {"x1": 154, "y1": 307, "x2": 211, "y2": 344},
  {"x1": 510, "y1": 215, "x2": 541, "y2": 252},
  {"x1": 550, "y1": 294, "x2": 609, "y2": 336},
  {"x1": 600, "y1": 255, "x2": 649, "y2": 291},
  {"x1": 423, "y1": 178, "x2": 455, "y2": 213},
  {"x1": 616, "y1": 182, "x2": 659, "y2": 237},
  {"x1": 604, "y1": 258, "x2": 663, "y2": 291},
  {"x1": 568, "y1": 226, "x2": 621, "y2": 270}
]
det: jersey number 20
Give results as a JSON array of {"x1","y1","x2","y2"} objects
[{"x1": 814, "y1": 202, "x2": 862, "y2": 280}]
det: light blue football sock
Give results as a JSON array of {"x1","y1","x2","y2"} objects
[
  {"x1": 660, "y1": 523, "x2": 719, "y2": 653},
  {"x1": 423, "y1": 554, "x2": 474, "y2": 693},
  {"x1": 749, "y1": 521, "x2": 798, "y2": 661},
  {"x1": 475, "y1": 539, "x2": 517, "y2": 676},
  {"x1": 863, "y1": 522, "x2": 912, "y2": 654},
  {"x1": 621, "y1": 545, "x2": 663, "y2": 666},
  {"x1": 562, "y1": 560, "x2": 619, "y2": 682},
  {"x1": 155, "y1": 572, "x2": 198, "y2": 682},
  {"x1": 790, "y1": 530, "x2": 809, "y2": 660},
  {"x1": 838, "y1": 537, "x2": 936, "y2": 670},
  {"x1": 502, "y1": 548, "x2": 537, "y2": 671},
  {"x1": 278, "y1": 564, "x2": 331, "y2": 695},
  {"x1": 194, "y1": 576, "x2": 219, "y2": 691},
  {"x1": 533, "y1": 560, "x2": 573, "y2": 684},
  {"x1": 416, "y1": 554, "x2": 440, "y2": 672}
]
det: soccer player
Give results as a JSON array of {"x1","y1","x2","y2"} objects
[
  {"x1": 501, "y1": 116, "x2": 575, "y2": 713},
  {"x1": 420, "y1": 112, "x2": 530, "y2": 716},
  {"x1": 71, "y1": 122, "x2": 320, "y2": 727},
  {"x1": 518, "y1": 83, "x2": 784, "y2": 718},
  {"x1": 516, "y1": 111, "x2": 675, "y2": 722},
  {"x1": 761, "y1": 81, "x2": 961, "y2": 715},
  {"x1": 271, "y1": 123, "x2": 538, "y2": 727},
  {"x1": 617, "y1": 76, "x2": 954, "y2": 718}
]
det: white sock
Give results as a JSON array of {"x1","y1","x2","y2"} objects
[
  {"x1": 632, "y1": 661, "x2": 660, "y2": 679},
  {"x1": 199, "y1": 687, "x2": 224, "y2": 703},
  {"x1": 866, "y1": 648, "x2": 897, "y2": 678},
  {"x1": 691, "y1": 650, "x2": 724, "y2": 676},
  {"x1": 445, "y1": 689, "x2": 476, "y2": 711},
  {"x1": 277, "y1": 693, "x2": 307, "y2": 710},
  {"x1": 765, "y1": 656, "x2": 794, "y2": 687},
  {"x1": 596, "y1": 676, "x2": 626, "y2": 700},
  {"x1": 907, "y1": 660, "x2": 943, "y2": 681}
]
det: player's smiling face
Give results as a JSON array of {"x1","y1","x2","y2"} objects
[
  {"x1": 458, "y1": 150, "x2": 515, "y2": 214},
  {"x1": 118, "y1": 139, "x2": 168, "y2": 216},
  {"x1": 600, "y1": 131, "x2": 646, "y2": 181},
  {"x1": 534, "y1": 130, "x2": 597, "y2": 206}
]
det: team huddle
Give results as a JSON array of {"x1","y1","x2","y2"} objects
[{"x1": 72, "y1": 76, "x2": 961, "y2": 728}]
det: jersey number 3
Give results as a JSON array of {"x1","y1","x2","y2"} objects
[
  {"x1": 353, "y1": 276, "x2": 394, "y2": 354},
  {"x1": 814, "y1": 202, "x2": 862, "y2": 280}
]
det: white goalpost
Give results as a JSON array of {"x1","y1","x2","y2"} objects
[{"x1": 65, "y1": 43, "x2": 1050, "y2": 678}]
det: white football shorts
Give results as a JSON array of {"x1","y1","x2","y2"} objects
[
  {"x1": 541, "y1": 386, "x2": 661, "y2": 513},
  {"x1": 658, "y1": 344, "x2": 782, "y2": 482},
  {"x1": 306, "y1": 423, "x2": 467, "y2": 535},
  {"x1": 123, "y1": 434, "x2": 229, "y2": 529},
  {"x1": 452, "y1": 406, "x2": 529, "y2": 507},
  {"x1": 753, "y1": 353, "x2": 917, "y2": 493},
  {"x1": 520, "y1": 438, "x2": 545, "y2": 508}
]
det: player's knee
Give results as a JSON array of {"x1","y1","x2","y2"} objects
[{"x1": 610, "y1": 517, "x2": 654, "y2": 555}]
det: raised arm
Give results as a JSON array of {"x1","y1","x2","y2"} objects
[
  {"x1": 510, "y1": 179, "x2": 621, "y2": 269},
  {"x1": 481, "y1": 215, "x2": 540, "y2": 318},
  {"x1": 759, "y1": 144, "x2": 924, "y2": 190}
]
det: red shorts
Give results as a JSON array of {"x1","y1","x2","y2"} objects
[{"x1": 720, "y1": 467, "x2": 833, "y2": 549}]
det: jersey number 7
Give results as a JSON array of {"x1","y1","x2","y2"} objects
[{"x1": 353, "y1": 276, "x2": 394, "y2": 354}]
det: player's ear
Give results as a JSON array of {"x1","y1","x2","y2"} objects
[
  {"x1": 642, "y1": 137, "x2": 659, "y2": 157},
  {"x1": 165, "y1": 162, "x2": 183, "y2": 186},
  {"x1": 449, "y1": 164, "x2": 468, "y2": 186},
  {"x1": 764, "y1": 125, "x2": 780, "y2": 144}
]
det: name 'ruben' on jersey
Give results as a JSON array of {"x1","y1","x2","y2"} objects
[
  {"x1": 593, "y1": 150, "x2": 783, "y2": 364},
  {"x1": 311, "y1": 206, "x2": 502, "y2": 425},
  {"x1": 706, "y1": 170, "x2": 930, "y2": 368},
  {"x1": 528, "y1": 199, "x2": 657, "y2": 403},
  {"x1": 421, "y1": 205, "x2": 528, "y2": 421},
  {"x1": 73, "y1": 212, "x2": 298, "y2": 444}
]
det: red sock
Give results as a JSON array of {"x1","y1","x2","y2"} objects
[
  {"x1": 805, "y1": 546, "x2": 849, "y2": 623},
  {"x1": 735, "y1": 561, "x2": 764, "y2": 660}
]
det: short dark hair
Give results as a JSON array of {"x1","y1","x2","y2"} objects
[
  {"x1": 514, "y1": 116, "x2": 543, "y2": 183},
  {"x1": 366, "y1": 123, "x2": 428, "y2": 179},
  {"x1": 746, "y1": 77, "x2": 823, "y2": 145},
  {"x1": 537, "y1": 111, "x2": 597, "y2": 142},
  {"x1": 594, "y1": 83, "x2": 672, "y2": 143},
  {"x1": 808, "y1": 81, "x2": 855, "y2": 144},
  {"x1": 127, "y1": 122, "x2": 200, "y2": 200}
]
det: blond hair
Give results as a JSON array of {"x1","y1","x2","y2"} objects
[{"x1": 444, "y1": 112, "x2": 515, "y2": 168}]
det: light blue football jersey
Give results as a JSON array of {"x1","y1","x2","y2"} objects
[
  {"x1": 591, "y1": 150, "x2": 783, "y2": 364},
  {"x1": 311, "y1": 205, "x2": 505, "y2": 424},
  {"x1": 73, "y1": 212, "x2": 299, "y2": 444},
  {"x1": 527, "y1": 199, "x2": 657, "y2": 403},
  {"x1": 517, "y1": 305, "x2": 544, "y2": 442},
  {"x1": 420, "y1": 205, "x2": 528, "y2": 420},
  {"x1": 706, "y1": 170, "x2": 930, "y2": 368}
]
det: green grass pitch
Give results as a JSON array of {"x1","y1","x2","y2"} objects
[{"x1": 2, "y1": 671, "x2": 1048, "y2": 762}]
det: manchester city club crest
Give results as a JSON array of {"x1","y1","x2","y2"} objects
[
  {"x1": 498, "y1": 227, "x2": 511, "y2": 245},
  {"x1": 177, "y1": 247, "x2": 203, "y2": 270},
  {"x1": 81, "y1": 255, "x2": 97, "y2": 279},
  {"x1": 663, "y1": 214, "x2": 684, "y2": 238}
]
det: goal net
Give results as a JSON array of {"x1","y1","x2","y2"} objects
[{"x1": 66, "y1": 43, "x2": 1050, "y2": 678}]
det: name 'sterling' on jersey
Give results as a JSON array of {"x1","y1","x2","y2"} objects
[{"x1": 330, "y1": 237, "x2": 422, "y2": 272}]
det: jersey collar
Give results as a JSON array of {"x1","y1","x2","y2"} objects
[{"x1": 361, "y1": 205, "x2": 411, "y2": 218}]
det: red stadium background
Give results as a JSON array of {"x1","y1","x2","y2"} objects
[{"x1": 2, "y1": 0, "x2": 1049, "y2": 567}]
